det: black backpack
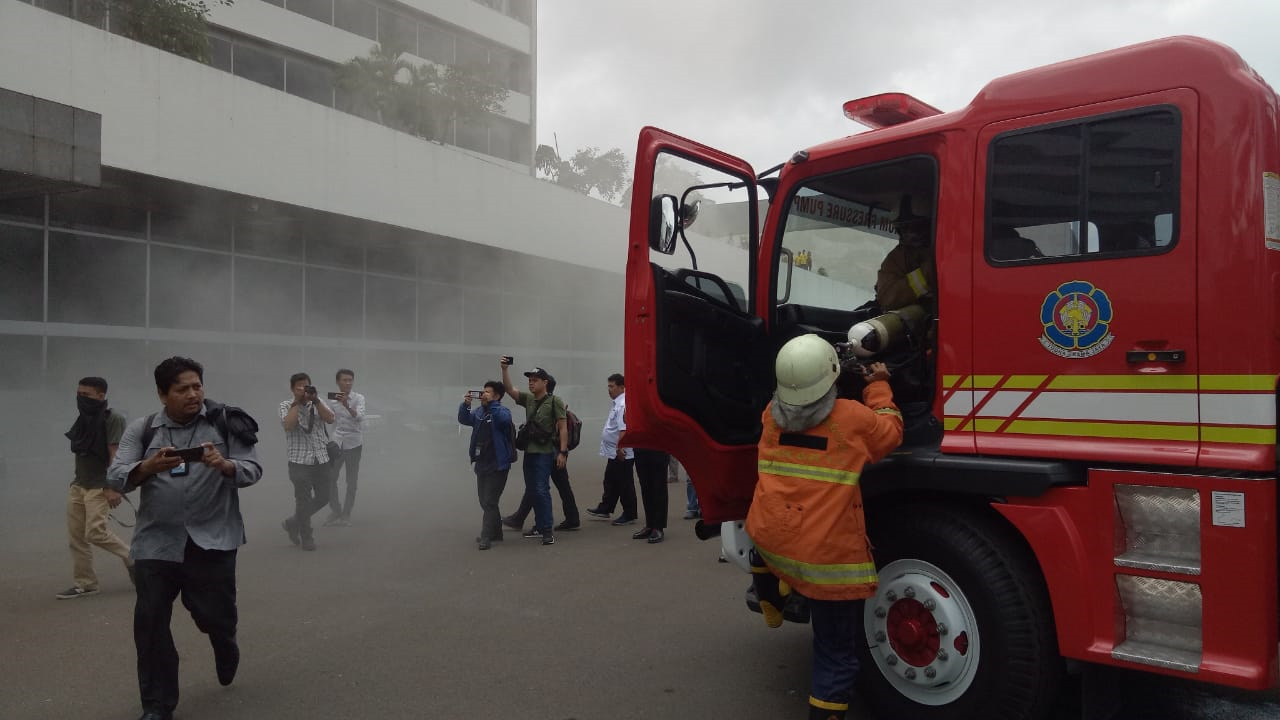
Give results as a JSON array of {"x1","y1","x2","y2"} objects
[{"x1": 138, "y1": 399, "x2": 259, "y2": 452}]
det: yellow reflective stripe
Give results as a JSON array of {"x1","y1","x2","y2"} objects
[
  {"x1": 1047, "y1": 375, "x2": 1197, "y2": 391},
  {"x1": 971, "y1": 418, "x2": 1003, "y2": 432},
  {"x1": 1200, "y1": 375, "x2": 1277, "y2": 391},
  {"x1": 757, "y1": 547, "x2": 878, "y2": 586},
  {"x1": 943, "y1": 375, "x2": 971, "y2": 390},
  {"x1": 943, "y1": 416, "x2": 967, "y2": 430},
  {"x1": 972, "y1": 375, "x2": 1005, "y2": 389},
  {"x1": 810, "y1": 697, "x2": 850, "y2": 712},
  {"x1": 874, "y1": 408, "x2": 904, "y2": 419},
  {"x1": 1202, "y1": 426, "x2": 1276, "y2": 445},
  {"x1": 1003, "y1": 375, "x2": 1048, "y2": 390},
  {"x1": 1003, "y1": 419, "x2": 1198, "y2": 441},
  {"x1": 758, "y1": 459, "x2": 860, "y2": 486},
  {"x1": 906, "y1": 268, "x2": 929, "y2": 297}
]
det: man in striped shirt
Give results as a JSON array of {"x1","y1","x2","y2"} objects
[{"x1": 279, "y1": 372, "x2": 335, "y2": 551}]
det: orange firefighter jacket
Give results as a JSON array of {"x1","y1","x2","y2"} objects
[{"x1": 745, "y1": 380, "x2": 903, "y2": 601}]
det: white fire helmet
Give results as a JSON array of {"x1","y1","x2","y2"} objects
[{"x1": 774, "y1": 334, "x2": 840, "y2": 406}]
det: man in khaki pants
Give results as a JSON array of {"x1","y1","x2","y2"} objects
[{"x1": 57, "y1": 376, "x2": 133, "y2": 599}]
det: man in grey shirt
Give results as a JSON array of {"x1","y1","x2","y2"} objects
[{"x1": 108, "y1": 356, "x2": 263, "y2": 720}]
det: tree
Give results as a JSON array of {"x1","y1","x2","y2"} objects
[
  {"x1": 79, "y1": 0, "x2": 231, "y2": 62},
  {"x1": 535, "y1": 144, "x2": 630, "y2": 202},
  {"x1": 336, "y1": 45, "x2": 510, "y2": 143}
]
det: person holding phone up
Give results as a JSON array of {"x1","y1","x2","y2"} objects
[
  {"x1": 108, "y1": 356, "x2": 263, "y2": 720},
  {"x1": 279, "y1": 372, "x2": 336, "y2": 551},
  {"x1": 322, "y1": 368, "x2": 366, "y2": 527}
]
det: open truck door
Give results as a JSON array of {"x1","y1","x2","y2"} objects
[{"x1": 623, "y1": 127, "x2": 766, "y2": 523}]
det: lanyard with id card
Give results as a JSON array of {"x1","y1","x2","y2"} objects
[{"x1": 167, "y1": 424, "x2": 202, "y2": 476}]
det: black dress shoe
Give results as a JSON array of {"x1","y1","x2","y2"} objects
[
  {"x1": 632, "y1": 527, "x2": 654, "y2": 540},
  {"x1": 212, "y1": 634, "x2": 239, "y2": 686},
  {"x1": 647, "y1": 528, "x2": 665, "y2": 544}
]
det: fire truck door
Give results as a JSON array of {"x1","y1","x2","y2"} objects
[
  {"x1": 624, "y1": 128, "x2": 765, "y2": 522},
  {"x1": 969, "y1": 95, "x2": 1200, "y2": 463}
]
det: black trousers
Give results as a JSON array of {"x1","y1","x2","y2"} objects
[
  {"x1": 509, "y1": 462, "x2": 580, "y2": 525},
  {"x1": 288, "y1": 461, "x2": 331, "y2": 540},
  {"x1": 476, "y1": 463, "x2": 510, "y2": 541},
  {"x1": 634, "y1": 448, "x2": 669, "y2": 530},
  {"x1": 596, "y1": 457, "x2": 637, "y2": 517},
  {"x1": 327, "y1": 444, "x2": 363, "y2": 518},
  {"x1": 133, "y1": 537, "x2": 238, "y2": 715}
]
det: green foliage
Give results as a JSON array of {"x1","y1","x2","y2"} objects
[
  {"x1": 535, "y1": 144, "x2": 631, "y2": 202},
  {"x1": 81, "y1": 0, "x2": 230, "y2": 62},
  {"x1": 336, "y1": 44, "x2": 510, "y2": 143}
]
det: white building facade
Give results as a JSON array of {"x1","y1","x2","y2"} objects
[{"x1": 0, "y1": 0, "x2": 628, "y2": 457}]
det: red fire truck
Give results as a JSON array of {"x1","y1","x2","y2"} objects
[{"x1": 622, "y1": 36, "x2": 1280, "y2": 719}]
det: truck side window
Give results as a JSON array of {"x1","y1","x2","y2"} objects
[{"x1": 985, "y1": 107, "x2": 1180, "y2": 264}]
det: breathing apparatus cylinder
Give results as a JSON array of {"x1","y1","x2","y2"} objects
[{"x1": 845, "y1": 304, "x2": 928, "y2": 359}]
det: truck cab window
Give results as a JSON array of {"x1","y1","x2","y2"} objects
[{"x1": 986, "y1": 107, "x2": 1180, "y2": 264}]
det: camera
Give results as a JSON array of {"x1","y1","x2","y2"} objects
[
  {"x1": 327, "y1": 391, "x2": 341, "y2": 400},
  {"x1": 304, "y1": 385, "x2": 317, "y2": 395},
  {"x1": 500, "y1": 355, "x2": 514, "y2": 366}
]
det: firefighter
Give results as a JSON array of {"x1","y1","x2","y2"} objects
[
  {"x1": 875, "y1": 195, "x2": 934, "y2": 311},
  {"x1": 745, "y1": 334, "x2": 904, "y2": 720}
]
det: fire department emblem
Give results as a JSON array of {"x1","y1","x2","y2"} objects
[{"x1": 1039, "y1": 281, "x2": 1114, "y2": 359}]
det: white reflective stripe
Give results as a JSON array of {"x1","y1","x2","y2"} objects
[
  {"x1": 1021, "y1": 392, "x2": 1198, "y2": 423},
  {"x1": 944, "y1": 392, "x2": 973, "y2": 416},
  {"x1": 1201, "y1": 393, "x2": 1275, "y2": 426},
  {"x1": 976, "y1": 391, "x2": 1031, "y2": 417}
]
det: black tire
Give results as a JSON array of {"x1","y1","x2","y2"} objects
[{"x1": 856, "y1": 502, "x2": 1063, "y2": 720}]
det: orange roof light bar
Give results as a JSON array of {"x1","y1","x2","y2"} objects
[{"x1": 843, "y1": 93, "x2": 943, "y2": 129}]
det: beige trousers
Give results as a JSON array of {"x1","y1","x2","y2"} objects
[{"x1": 66, "y1": 485, "x2": 131, "y2": 591}]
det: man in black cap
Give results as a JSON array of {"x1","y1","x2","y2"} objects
[
  {"x1": 499, "y1": 360, "x2": 569, "y2": 545},
  {"x1": 502, "y1": 372, "x2": 581, "y2": 533},
  {"x1": 875, "y1": 195, "x2": 935, "y2": 311}
]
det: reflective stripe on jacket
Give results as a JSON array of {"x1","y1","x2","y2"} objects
[{"x1": 745, "y1": 380, "x2": 903, "y2": 601}]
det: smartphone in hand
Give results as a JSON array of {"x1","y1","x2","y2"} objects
[
  {"x1": 500, "y1": 355, "x2": 514, "y2": 366},
  {"x1": 170, "y1": 446, "x2": 207, "y2": 463},
  {"x1": 327, "y1": 392, "x2": 341, "y2": 400}
]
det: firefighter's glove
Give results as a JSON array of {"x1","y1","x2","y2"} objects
[{"x1": 750, "y1": 549, "x2": 790, "y2": 629}]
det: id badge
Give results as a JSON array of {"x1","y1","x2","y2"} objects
[{"x1": 170, "y1": 462, "x2": 189, "y2": 477}]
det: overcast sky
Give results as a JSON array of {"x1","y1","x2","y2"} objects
[{"x1": 535, "y1": 0, "x2": 1280, "y2": 173}]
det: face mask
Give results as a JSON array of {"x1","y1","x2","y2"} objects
[{"x1": 77, "y1": 395, "x2": 107, "y2": 415}]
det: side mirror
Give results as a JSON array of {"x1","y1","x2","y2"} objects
[
  {"x1": 777, "y1": 247, "x2": 794, "y2": 304},
  {"x1": 649, "y1": 195, "x2": 679, "y2": 254}
]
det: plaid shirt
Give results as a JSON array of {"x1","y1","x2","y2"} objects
[{"x1": 279, "y1": 399, "x2": 331, "y2": 465}]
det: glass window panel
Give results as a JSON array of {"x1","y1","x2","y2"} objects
[
  {"x1": 233, "y1": 42, "x2": 285, "y2": 91},
  {"x1": 49, "y1": 192, "x2": 146, "y2": 237},
  {"x1": 540, "y1": 298, "x2": 573, "y2": 350},
  {"x1": 334, "y1": 0, "x2": 376, "y2": 40},
  {"x1": 48, "y1": 232, "x2": 145, "y2": 325},
  {"x1": 305, "y1": 265, "x2": 363, "y2": 338},
  {"x1": 1086, "y1": 111, "x2": 1179, "y2": 251},
  {"x1": 286, "y1": 58, "x2": 334, "y2": 106},
  {"x1": 40, "y1": 0, "x2": 71, "y2": 17},
  {"x1": 307, "y1": 234, "x2": 363, "y2": 269},
  {"x1": 417, "y1": 21, "x2": 454, "y2": 65},
  {"x1": 46, "y1": 337, "x2": 150, "y2": 406},
  {"x1": 377, "y1": 9, "x2": 416, "y2": 55},
  {"x1": 461, "y1": 287, "x2": 500, "y2": 346},
  {"x1": 209, "y1": 36, "x2": 233, "y2": 72},
  {"x1": 73, "y1": 0, "x2": 106, "y2": 28},
  {"x1": 501, "y1": 292, "x2": 540, "y2": 348},
  {"x1": 0, "y1": 335, "x2": 42, "y2": 392},
  {"x1": 456, "y1": 116, "x2": 488, "y2": 154},
  {"x1": 366, "y1": 277, "x2": 416, "y2": 341},
  {"x1": 235, "y1": 219, "x2": 304, "y2": 261},
  {"x1": 455, "y1": 35, "x2": 488, "y2": 69},
  {"x1": 418, "y1": 281, "x2": 461, "y2": 341},
  {"x1": 286, "y1": 0, "x2": 331, "y2": 24},
  {"x1": 366, "y1": 237, "x2": 418, "y2": 277},
  {"x1": 151, "y1": 211, "x2": 231, "y2": 252},
  {"x1": 417, "y1": 235, "x2": 460, "y2": 282},
  {"x1": 150, "y1": 246, "x2": 232, "y2": 331},
  {"x1": 489, "y1": 117, "x2": 516, "y2": 163},
  {"x1": 233, "y1": 256, "x2": 303, "y2": 335},
  {"x1": 0, "y1": 195, "x2": 44, "y2": 224},
  {"x1": 419, "y1": 351, "x2": 461, "y2": 386},
  {"x1": 507, "y1": 0, "x2": 532, "y2": 24},
  {"x1": 0, "y1": 224, "x2": 44, "y2": 321}
]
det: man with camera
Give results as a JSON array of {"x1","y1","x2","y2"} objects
[
  {"x1": 458, "y1": 381, "x2": 515, "y2": 550},
  {"x1": 499, "y1": 357, "x2": 568, "y2": 546},
  {"x1": 108, "y1": 356, "x2": 263, "y2": 720},
  {"x1": 323, "y1": 368, "x2": 366, "y2": 527},
  {"x1": 279, "y1": 372, "x2": 336, "y2": 551}
]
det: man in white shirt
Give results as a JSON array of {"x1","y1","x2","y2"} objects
[
  {"x1": 323, "y1": 368, "x2": 366, "y2": 527},
  {"x1": 585, "y1": 373, "x2": 638, "y2": 524}
]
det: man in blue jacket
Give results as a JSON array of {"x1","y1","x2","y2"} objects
[{"x1": 458, "y1": 380, "x2": 515, "y2": 550}]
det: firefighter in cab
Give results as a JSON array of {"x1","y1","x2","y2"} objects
[
  {"x1": 875, "y1": 195, "x2": 934, "y2": 311},
  {"x1": 745, "y1": 334, "x2": 904, "y2": 720}
]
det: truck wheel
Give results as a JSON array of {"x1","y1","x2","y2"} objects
[{"x1": 857, "y1": 504, "x2": 1062, "y2": 720}]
